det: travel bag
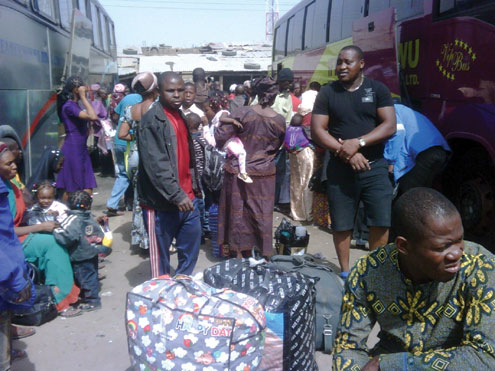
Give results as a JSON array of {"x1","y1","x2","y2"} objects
[
  {"x1": 270, "y1": 254, "x2": 344, "y2": 353},
  {"x1": 204, "y1": 259, "x2": 318, "y2": 371},
  {"x1": 126, "y1": 275, "x2": 266, "y2": 370},
  {"x1": 11, "y1": 284, "x2": 58, "y2": 327}
]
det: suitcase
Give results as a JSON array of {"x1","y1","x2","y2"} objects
[
  {"x1": 204, "y1": 259, "x2": 318, "y2": 371},
  {"x1": 126, "y1": 275, "x2": 266, "y2": 370}
]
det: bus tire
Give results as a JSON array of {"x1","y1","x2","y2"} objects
[{"x1": 444, "y1": 147, "x2": 495, "y2": 239}]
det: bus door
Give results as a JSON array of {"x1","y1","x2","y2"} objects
[{"x1": 352, "y1": 7, "x2": 400, "y2": 97}]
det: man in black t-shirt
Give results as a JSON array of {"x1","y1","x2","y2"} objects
[{"x1": 311, "y1": 45, "x2": 396, "y2": 278}]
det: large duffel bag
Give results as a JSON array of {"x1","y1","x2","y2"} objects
[
  {"x1": 204, "y1": 259, "x2": 318, "y2": 371},
  {"x1": 126, "y1": 275, "x2": 266, "y2": 370},
  {"x1": 270, "y1": 254, "x2": 344, "y2": 353}
]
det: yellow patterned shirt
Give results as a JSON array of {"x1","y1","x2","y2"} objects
[{"x1": 333, "y1": 241, "x2": 495, "y2": 370}]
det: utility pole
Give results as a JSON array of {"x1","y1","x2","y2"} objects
[{"x1": 265, "y1": 0, "x2": 279, "y2": 42}]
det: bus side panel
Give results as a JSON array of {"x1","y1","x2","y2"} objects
[
  {"x1": 0, "y1": 90, "x2": 28, "y2": 140},
  {"x1": 0, "y1": 6, "x2": 50, "y2": 89},
  {"x1": 353, "y1": 8, "x2": 400, "y2": 96},
  {"x1": 49, "y1": 28, "x2": 70, "y2": 88}
]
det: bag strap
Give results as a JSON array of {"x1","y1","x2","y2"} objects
[{"x1": 323, "y1": 314, "x2": 334, "y2": 354}]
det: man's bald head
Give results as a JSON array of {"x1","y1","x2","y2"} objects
[{"x1": 158, "y1": 72, "x2": 185, "y2": 111}]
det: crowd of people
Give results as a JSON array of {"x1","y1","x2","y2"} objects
[{"x1": 2, "y1": 43, "x2": 495, "y2": 369}]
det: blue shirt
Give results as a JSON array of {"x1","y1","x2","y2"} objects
[
  {"x1": 384, "y1": 104, "x2": 451, "y2": 182},
  {"x1": 0, "y1": 180, "x2": 28, "y2": 310},
  {"x1": 114, "y1": 94, "x2": 142, "y2": 147}
]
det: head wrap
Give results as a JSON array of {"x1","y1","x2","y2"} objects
[
  {"x1": 277, "y1": 68, "x2": 294, "y2": 82},
  {"x1": 253, "y1": 76, "x2": 279, "y2": 107},
  {"x1": 229, "y1": 84, "x2": 237, "y2": 93},
  {"x1": 113, "y1": 83, "x2": 126, "y2": 93},
  {"x1": 131, "y1": 72, "x2": 158, "y2": 95},
  {"x1": 243, "y1": 80, "x2": 251, "y2": 89},
  {"x1": 0, "y1": 143, "x2": 7, "y2": 155}
]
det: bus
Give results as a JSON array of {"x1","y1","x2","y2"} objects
[
  {"x1": 273, "y1": 0, "x2": 495, "y2": 243},
  {"x1": 0, "y1": 0, "x2": 117, "y2": 178}
]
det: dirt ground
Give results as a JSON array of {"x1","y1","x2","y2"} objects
[{"x1": 13, "y1": 174, "x2": 377, "y2": 370}]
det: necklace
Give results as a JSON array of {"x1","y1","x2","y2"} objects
[{"x1": 344, "y1": 75, "x2": 364, "y2": 92}]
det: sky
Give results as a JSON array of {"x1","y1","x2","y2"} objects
[{"x1": 98, "y1": 0, "x2": 302, "y2": 48}]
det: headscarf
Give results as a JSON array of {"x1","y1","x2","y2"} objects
[
  {"x1": 26, "y1": 147, "x2": 64, "y2": 191},
  {"x1": 131, "y1": 72, "x2": 158, "y2": 95},
  {"x1": 0, "y1": 143, "x2": 7, "y2": 155},
  {"x1": 253, "y1": 76, "x2": 279, "y2": 108},
  {"x1": 113, "y1": 83, "x2": 126, "y2": 93}
]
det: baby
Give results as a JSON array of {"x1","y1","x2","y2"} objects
[
  {"x1": 24, "y1": 180, "x2": 68, "y2": 225},
  {"x1": 207, "y1": 94, "x2": 253, "y2": 183}
]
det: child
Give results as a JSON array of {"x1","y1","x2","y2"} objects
[
  {"x1": 53, "y1": 191, "x2": 105, "y2": 311},
  {"x1": 207, "y1": 94, "x2": 253, "y2": 183},
  {"x1": 24, "y1": 180, "x2": 68, "y2": 225},
  {"x1": 185, "y1": 113, "x2": 208, "y2": 243},
  {"x1": 284, "y1": 114, "x2": 316, "y2": 222}
]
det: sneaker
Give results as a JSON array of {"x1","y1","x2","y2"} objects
[
  {"x1": 237, "y1": 173, "x2": 253, "y2": 183},
  {"x1": 79, "y1": 303, "x2": 102, "y2": 312}
]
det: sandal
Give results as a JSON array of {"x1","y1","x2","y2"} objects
[
  {"x1": 12, "y1": 326, "x2": 36, "y2": 340},
  {"x1": 11, "y1": 349, "x2": 27, "y2": 361},
  {"x1": 59, "y1": 307, "x2": 82, "y2": 318},
  {"x1": 79, "y1": 303, "x2": 101, "y2": 312}
]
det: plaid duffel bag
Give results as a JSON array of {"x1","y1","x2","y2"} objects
[{"x1": 126, "y1": 275, "x2": 266, "y2": 370}]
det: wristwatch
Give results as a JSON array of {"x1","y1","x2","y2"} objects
[{"x1": 358, "y1": 137, "x2": 366, "y2": 148}]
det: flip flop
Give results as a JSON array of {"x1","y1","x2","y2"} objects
[
  {"x1": 59, "y1": 307, "x2": 82, "y2": 318},
  {"x1": 12, "y1": 326, "x2": 36, "y2": 340}
]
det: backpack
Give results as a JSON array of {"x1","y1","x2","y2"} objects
[
  {"x1": 202, "y1": 144, "x2": 225, "y2": 192},
  {"x1": 11, "y1": 284, "x2": 58, "y2": 327},
  {"x1": 204, "y1": 259, "x2": 318, "y2": 371},
  {"x1": 270, "y1": 254, "x2": 344, "y2": 353},
  {"x1": 126, "y1": 275, "x2": 266, "y2": 370}
]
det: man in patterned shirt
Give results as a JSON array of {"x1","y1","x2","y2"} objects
[{"x1": 333, "y1": 187, "x2": 495, "y2": 370}]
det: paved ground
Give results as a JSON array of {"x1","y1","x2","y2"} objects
[{"x1": 14, "y1": 174, "x2": 376, "y2": 370}]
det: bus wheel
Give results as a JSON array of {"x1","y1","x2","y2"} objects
[{"x1": 450, "y1": 148, "x2": 495, "y2": 236}]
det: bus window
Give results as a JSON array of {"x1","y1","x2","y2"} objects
[
  {"x1": 329, "y1": 0, "x2": 343, "y2": 42},
  {"x1": 77, "y1": 0, "x2": 86, "y2": 16},
  {"x1": 108, "y1": 19, "x2": 116, "y2": 52},
  {"x1": 341, "y1": 0, "x2": 366, "y2": 39},
  {"x1": 32, "y1": 0, "x2": 57, "y2": 21},
  {"x1": 274, "y1": 22, "x2": 287, "y2": 61},
  {"x1": 14, "y1": 0, "x2": 27, "y2": 5},
  {"x1": 100, "y1": 11, "x2": 109, "y2": 52},
  {"x1": 58, "y1": 0, "x2": 73, "y2": 30},
  {"x1": 90, "y1": 1, "x2": 102, "y2": 48},
  {"x1": 437, "y1": 0, "x2": 495, "y2": 24},
  {"x1": 303, "y1": 1, "x2": 316, "y2": 50},
  {"x1": 368, "y1": 0, "x2": 390, "y2": 15},
  {"x1": 391, "y1": 0, "x2": 424, "y2": 20},
  {"x1": 287, "y1": 11, "x2": 304, "y2": 55}
]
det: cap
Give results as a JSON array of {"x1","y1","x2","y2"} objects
[{"x1": 277, "y1": 68, "x2": 294, "y2": 82}]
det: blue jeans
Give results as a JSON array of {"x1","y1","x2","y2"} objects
[
  {"x1": 72, "y1": 256, "x2": 100, "y2": 305},
  {"x1": 144, "y1": 205, "x2": 201, "y2": 275},
  {"x1": 106, "y1": 144, "x2": 130, "y2": 210},
  {"x1": 193, "y1": 197, "x2": 206, "y2": 237}
]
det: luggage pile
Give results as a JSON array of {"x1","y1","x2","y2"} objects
[{"x1": 126, "y1": 255, "x2": 343, "y2": 370}]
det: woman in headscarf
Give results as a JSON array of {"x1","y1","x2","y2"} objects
[
  {"x1": 0, "y1": 144, "x2": 80, "y2": 316},
  {"x1": 56, "y1": 76, "x2": 98, "y2": 200},
  {"x1": 215, "y1": 76, "x2": 286, "y2": 258},
  {"x1": 26, "y1": 147, "x2": 64, "y2": 191}
]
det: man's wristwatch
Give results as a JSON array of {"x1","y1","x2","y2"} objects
[{"x1": 358, "y1": 137, "x2": 366, "y2": 148}]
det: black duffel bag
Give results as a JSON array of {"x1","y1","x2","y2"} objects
[{"x1": 12, "y1": 284, "x2": 58, "y2": 326}]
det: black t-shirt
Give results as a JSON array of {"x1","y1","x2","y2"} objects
[{"x1": 312, "y1": 77, "x2": 393, "y2": 160}]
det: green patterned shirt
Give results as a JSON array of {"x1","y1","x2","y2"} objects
[{"x1": 333, "y1": 242, "x2": 495, "y2": 370}]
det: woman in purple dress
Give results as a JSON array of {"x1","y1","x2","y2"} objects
[{"x1": 56, "y1": 76, "x2": 98, "y2": 200}]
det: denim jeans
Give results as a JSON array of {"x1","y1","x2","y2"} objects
[
  {"x1": 106, "y1": 144, "x2": 130, "y2": 210},
  {"x1": 144, "y1": 204, "x2": 201, "y2": 276},
  {"x1": 72, "y1": 256, "x2": 100, "y2": 305},
  {"x1": 0, "y1": 311, "x2": 10, "y2": 371},
  {"x1": 193, "y1": 197, "x2": 206, "y2": 237}
]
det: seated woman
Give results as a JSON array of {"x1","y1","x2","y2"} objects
[{"x1": 0, "y1": 146, "x2": 80, "y2": 317}]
